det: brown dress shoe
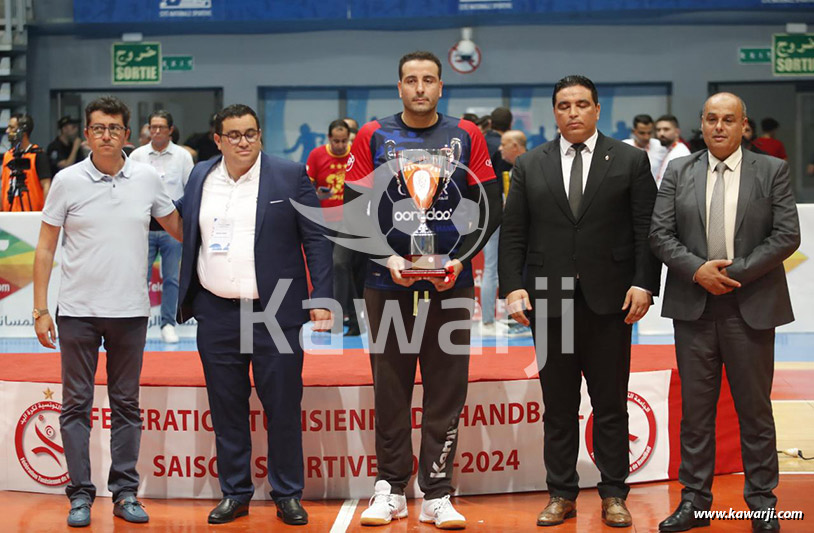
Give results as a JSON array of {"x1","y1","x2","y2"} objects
[
  {"x1": 536, "y1": 496, "x2": 577, "y2": 526},
  {"x1": 602, "y1": 497, "x2": 632, "y2": 528}
]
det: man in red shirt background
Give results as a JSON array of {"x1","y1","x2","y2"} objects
[
  {"x1": 306, "y1": 119, "x2": 351, "y2": 219},
  {"x1": 751, "y1": 117, "x2": 788, "y2": 160}
]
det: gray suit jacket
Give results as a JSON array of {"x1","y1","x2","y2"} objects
[{"x1": 649, "y1": 149, "x2": 800, "y2": 330}]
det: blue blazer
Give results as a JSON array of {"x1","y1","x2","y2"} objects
[{"x1": 176, "y1": 153, "x2": 333, "y2": 328}]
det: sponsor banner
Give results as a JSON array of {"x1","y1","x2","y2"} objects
[
  {"x1": 638, "y1": 204, "x2": 814, "y2": 335},
  {"x1": 1, "y1": 371, "x2": 670, "y2": 498},
  {"x1": 0, "y1": 213, "x2": 196, "y2": 339},
  {"x1": 73, "y1": 0, "x2": 814, "y2": 24}
]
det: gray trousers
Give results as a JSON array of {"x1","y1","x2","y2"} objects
[
  {"x1": 57, "y1": 315, "x2": 148, "y2": 504},
  {"x1": 674, "y1": 293, "x2": 778, "y2": 511}
]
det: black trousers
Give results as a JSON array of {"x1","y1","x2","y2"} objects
[
  {"x1": 333, "y1": 240, "x2": 366, "y2": 328},
  {"x1": 193, "y1": 289, "x2": 304, "y2": 504},
  {"x1": 674, "y1": 293, "x2": 778, "y2": 511},
  {"x1": 532, "y1": 283, "x2": 632, "y2": 501},
  {"x1": 364, "y1": 286, "x2": 474, "y2": 499}
]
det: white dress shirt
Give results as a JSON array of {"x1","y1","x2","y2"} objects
[
  {"x1": 560, "y1": 129, "x2": 598, "y2": 197},
  {"x1": 705, "y1": 147, "x2": 742, "y2": 260},
  {"x1": 130, "y1": 141, "x2": 194, "y2": 201},
  {"x1": 197, "y1": 155, "x2": 261, "y2": 299}
]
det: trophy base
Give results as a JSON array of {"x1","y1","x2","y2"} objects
[
  {"x1": 400, "y1": 254, "x2": 450, "y2": 278},
  {"x1": 401, "y1": 268, "x2": 449, "y2": 278}
]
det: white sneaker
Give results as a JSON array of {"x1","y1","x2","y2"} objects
[
  {"x1": 160, "y1": 324, "x2": 179, "y2": 343},
  {"x1": 360, "y1": 480, "x2": 407, "y2": 526},
  {"x1": 420, "y1": 495, "x2": 466, "y2": 529},
  {"x1": 480, "y1": 321, "x2": 508, "y2": 338}
]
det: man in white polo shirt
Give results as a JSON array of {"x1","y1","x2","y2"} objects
[
  {"x1": 655, "y1": 114, "x2": 692, "y2": 187},
  {"x1": 623, "y1": 114, "x2": 667, "y2": 182},
  {"x1": 130, "y1": 110, "x2": 193, "y2": 343},
  {"x1": 32, "y1": 96, "x2": 182, "y2": 528}
]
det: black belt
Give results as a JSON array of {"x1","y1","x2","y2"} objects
[{"x1": 202, "y1": 288, "x2": 262, "y2": 309}]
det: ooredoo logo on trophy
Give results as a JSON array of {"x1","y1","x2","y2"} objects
[{"x1": 15, "y1": 399, "x2": 69, "y2": 486}]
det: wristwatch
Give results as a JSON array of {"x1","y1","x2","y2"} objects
[{"x1": 32, "y1": 308, "x2": 49, "y2": 319}]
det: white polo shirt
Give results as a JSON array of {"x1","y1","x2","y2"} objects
[{"x1": 42, "y1": 154, "x2": 175, "y2": 317}]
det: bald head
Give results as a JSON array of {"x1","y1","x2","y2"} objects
[
  {"x1": 500, "y1": 130, "x2": 527, "y2": 164},
  {"x1": 703, "y1": 92, "x2": 747, "y2": 119},
  {"x1": 701, "y1": 92, "x2": 748, "y2": 160}
]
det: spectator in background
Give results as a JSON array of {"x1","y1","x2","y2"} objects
[
  {"x1": 462, "y1": 112, "x2": 479, "y2": 124},
  {"x1": 477, "y1": 115, "x2": 491, "y2": 134},
  {"x1": 751, "y1": 117, "x2": 788, "y2": 160},
  {"x1": 499, "y1": 130, "x2": 527, "y2": 172},
  {"x1": 655, "y1": 114, "x2": 691, "y2": 187},
  {"x1": 138, "y1": 123, "x2": 151, "y2": 146},
  {"x1": 306, "y1": 119, "x2": 350, "y2": 214},
  {"x1": 623, "y1": 114, "x2": 666, "y2": 181},
  {"x1": 742, "y1": 118, "x2": 766, "y2": 155},
  {"x1": 343, "y1": 117, "x2": 359, "y2": 143},
  {"x1": 495, "y1": 129, "x2": 528, "y2": 337},
  {"x1": 185, "y1": 113, "x2": 220, "y2": 162},
  {"x1": 130, "y1": 110, "x2": 194, "y2": 344},
  {"x1": 46, "y1": 115, "x2": 85, "y2": 176},
  {"x1": 480, "y1": 107, "x2": 513, "y2": 336},
  {"x1": 2, "y1": 113, "x2": 52, "y2": 211},
  {"x1": 307, "y1": 119, "x2": 362, "y2": 336}
]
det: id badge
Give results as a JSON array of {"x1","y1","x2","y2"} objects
[{"x1": 209, "y1": 218, "x2": 233, "y2": 253}]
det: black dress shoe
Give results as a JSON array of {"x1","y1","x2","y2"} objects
[
  {"x1": 752, "y1": 512, "x2": 780, "y2": 532},
  {"x1": 276, "y1": 498, "x2": 308, "y2": 525},
  {"x1": 208, "y1": 498, "x2": 249, "y2": 524},
  {"x1": 344, "y1": 324, "x2": 361, "y2": 336},
  {"x1": 658, "y1": 500, "x2": 710, "y2": 532}
]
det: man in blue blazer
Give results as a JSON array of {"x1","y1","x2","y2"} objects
[{"x1": 176, "y1": 104, "x2": 333, "y2": 526}]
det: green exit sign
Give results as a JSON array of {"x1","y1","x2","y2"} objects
[
  {"x1": 163, "y1": 55, "x2": 194, "y2": 72},
  {"x1": 112, "y1": 42, "x2": 161, "y2": 84},
  {"x1": 739, "y1": 47, "x2": 771, "y2": 64},
  {"x1": 774, "y1": 34, "x2": 814, "y2": 76}
]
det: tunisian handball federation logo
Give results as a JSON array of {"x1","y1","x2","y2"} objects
[
  {"x1": 290, "y1": 143, "x2": 490, "y2": 267},
  {"x1": 585, "y1": 391, "x2": 657, "y2": 474},
  {"x1": 15, "y1": 398, "x2": 69, "y2": 486}
]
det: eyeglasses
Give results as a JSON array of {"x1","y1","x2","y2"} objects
[
  {"x1": 149, "y1": 125, "x2": 169, "y2": 132},
  {"x1": 88, "y1": 124, "x2": 127, "y2": 139},
  {"x1": 220, "y1": 129, "x2": 260, "y2": 145}
]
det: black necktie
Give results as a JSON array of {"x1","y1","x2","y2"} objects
[{"x1": 569, "y1": 143, "x2": 585, "y2": 217}]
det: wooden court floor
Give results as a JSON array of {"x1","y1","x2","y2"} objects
[{"x1": 2, "y1": 473, "x2": 812, "y2": 532}]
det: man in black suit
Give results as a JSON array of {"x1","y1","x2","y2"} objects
[
  {"x1": 650, "y1": 93, "x2": 800, "y2": 533},
  {"x1": 499, "y1": 75, "x2": 661, "y2": 528}
]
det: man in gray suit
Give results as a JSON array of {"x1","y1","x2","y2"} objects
[{"x1": 650, "y1": 92, "x2": 800, "y2": 533}]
